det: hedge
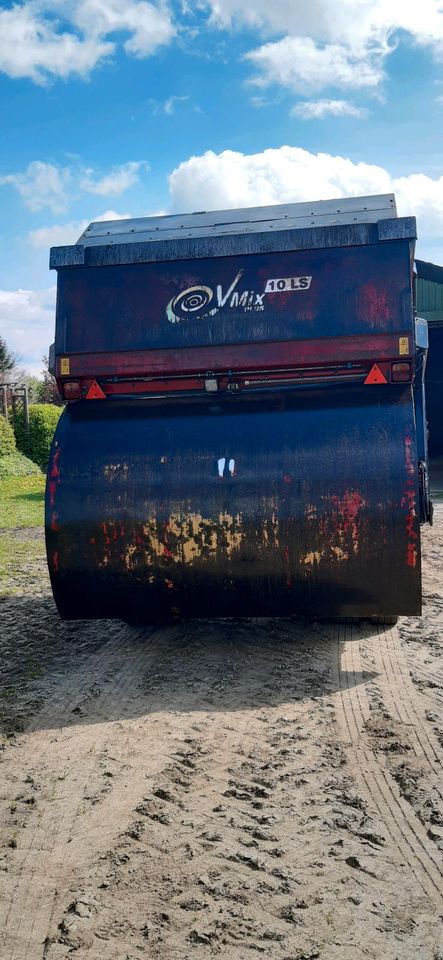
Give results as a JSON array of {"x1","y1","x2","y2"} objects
[
  {"x1": 0, "y1": 415, "x2": 16, "y2": 457},
  {"x1": 0, "y1": 452, "x2": 42, "y2": 479},
  {"x1": 14, "y1": 404, "x2": 62, "y2": 470}
]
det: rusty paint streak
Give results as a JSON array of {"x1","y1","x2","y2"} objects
[
  {"x1": 48, "y1": 444, "x2": 61, "y2": 508},
  {"x1": 92, "y1": 502, "x2": 367, "y2": 578},
  {"x1": 358, "y1": 283, "x2": 390, "y2": 325},
  {"x1": 282, "y1": 544, "x2": 292, "y2": 588},
  {"x1": 329, "y1": 490, "x2": 365, "y2": 554},
  {"x1": 135, "y1": 512, "x2": 248, "y2": 566},
  {"x1": 402, "y1": 434, "x2": 418, "y2": 568}
]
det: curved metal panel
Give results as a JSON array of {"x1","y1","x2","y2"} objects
[{"x1": 45, "y1": 387, "x2": 421, "y2": 622}]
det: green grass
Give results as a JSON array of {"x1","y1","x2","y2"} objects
[{"x1": 0, "y1": 476, "x2": 45, "y2": 529}]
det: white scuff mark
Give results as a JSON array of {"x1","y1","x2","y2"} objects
[{"x1": 216, "y1": 269, "x2": 244, "y2": 308}]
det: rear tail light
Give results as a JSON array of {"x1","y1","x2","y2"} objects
[
  {"x1": 391, "y1": 362, "x2": 411, "y2": 383},
  {"x1": 63, "y1": 380, "x2": 81, "y2": 400}
]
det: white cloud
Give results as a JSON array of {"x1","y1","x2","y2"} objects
[
  {"x1": 291, "y1": 99, "x2": 368, "y2": 119},
  {"x1": 74, "y1": 0, "x2": 175, "y2": 58},
  {"x1": 0, "y1": 4, "x2": 111, "y2": 84},
  {"x1": 28, "y1": 222, "x2": 86, "y2": 250},
  {"x1": 164, "y1": 95, "x2": 190, "y2": 114},
  {"x1": 0, "y1": 0, "x2": 175, "y2": 83},
  {"x1": 0, "y1": 161, "x2": 70, "y2": 214},
  {"x1": 149, "y1": 94, "x2": 191, "y2": 115},
  {"x1": 169, "y1": 146, "x2": 390, "y2": 210},
  {"x1": 1, "y1": 159, "x2": 147, "y2": 211},
  {"x1": 204, "y1": 1, "x2": 443, "y2": 96},
  {"x1": 168, "y1": 145, "x2": 443, "y2": 245},
  {"x1": 2, "y1": 0, "x2": 443, "y2": 93},
  {"x1": 28, "y1": 210, "x2": 132, "y2": 249},
  {"x1": 394, "y1": 174, "x2": 443, "y2": 239},
  {"x1": 247, "y1": 36, "x2": 385, "y2": 94},
  {"x1": 205, "y1": 0, "x2": 443, "y2": 51},
  {"x1": 80, "y1": 161, "x2": 148, "y2": 196},
  {"x1": 0, "y1": 287, "x2": 56, "y2": 374}
]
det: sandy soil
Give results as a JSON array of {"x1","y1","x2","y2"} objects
[{"x1": 0, "y1": 511, "x2": 442, "y2": 960}]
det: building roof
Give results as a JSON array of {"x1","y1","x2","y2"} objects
[{"x1": 415, "y1": 259, "x2": 443, "y2": 285}]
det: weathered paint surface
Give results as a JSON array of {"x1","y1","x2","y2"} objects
[
  {"x1": 59, "y1": 332, "x2": 411, "y2": 382},
  {"x1": 45, "y1": 385, "x2": 422, "y2": 621},
  {"x1": 402, "y1": 433, "x2": 418, "y2": 568},
  {"x1": 46, "y1": 444, "x2": 61, "y2": 550},
  {"x1": 55, "y1": 243, "x2": 412, "y2": 358}
]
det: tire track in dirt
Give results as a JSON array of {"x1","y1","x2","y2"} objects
[
  {"x1": 410, "y1": 666, "x2": 443, "y2": 707},
  {"x1": 1, "y1": 624, "x2": 183, "y2": 960},
  {"x1": 368, "y1": 624, "x2": 443, "y2": 787},
  {"x1": 334, "y1": 622, "x2": 443, "y2": 902},
  {"x1": 3, "y1": 620, "x2": 287, "y2": 959},
  {"x1": 40, "y1": 619, "x2": 441, "y2": 960},
  {"x1": 2, "y1": 611, "x2": 443, "y2": 959},
  {"x1": 43, "y1": 652, "x2": 338, "y2": 956}
]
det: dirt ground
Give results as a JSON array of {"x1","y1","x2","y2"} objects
[{"x1": 0, "y1": 511, "x2": 442, "y2": 960}]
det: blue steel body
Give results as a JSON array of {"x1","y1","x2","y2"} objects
[
  {"x1": 46, "y1": 386, "x2": 421, "y2": 621},
  {"x1": 45, "y1": 203, "x2": 430, "y2": 621},
  {"x1": 53, "y1": 240, "x2": 413, "y2": 357}
]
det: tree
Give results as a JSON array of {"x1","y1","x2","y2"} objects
[
  {"x1": 23, "y1": 375, "x2": 43, "y2": 404},
  {"x1": 38, "y1": 354, "x2": 64, "y2": 406},
  {"x1": 0, "y1": 336, "x2": 15, "y2": 377}
]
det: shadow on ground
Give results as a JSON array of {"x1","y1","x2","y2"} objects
[{"x1": 0, "y1": 593, "x2": 380, "y2": 734}]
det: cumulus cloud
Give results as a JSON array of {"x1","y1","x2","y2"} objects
[
  {"x1": 74, "y1": 0, "x2": 175, "y2": 57},
  {"x1": 28, "y1": 210, "x2": 132, "y2": 249},
  {"x1": 0, "y1": 287, "x2": 56, "y2": 374},
  {"x1": 1, "y1": 159, "x2": 147, "y2": 212},
  {"x1": 0, "y1": 161, "x2": 70, "y2": 214},
  {"x1": 169, "y1": 146, "x2": 390, "y2": 210},
  {"x1": 204, "y1": 0, "x2": 443, "y2": 96},
  {"x1": 292, "y1": 99, "x2": 368, "y2": 120},
  {"x1": 80, "y1": 162, "x2": 149, "y2": 196},
  {"x1": 0, "y1": 0, "x2": 175, "y2": 83},
  {"x1": 0, "y1": 4, "x2": 111, "y2": 83},
  {"x1": 205, "y1": 0, "x2": 443, "y2": 51},
  {"x1": 247, "y1": 37, "x2": 384, "y2": 94},
  {"x1": 168, "y1": 145, "x2": 443, "y2": 245}
]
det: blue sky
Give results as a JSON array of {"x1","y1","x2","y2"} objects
[{"x1": 1, "y1": 0, "x2": 443, "y2": 372}]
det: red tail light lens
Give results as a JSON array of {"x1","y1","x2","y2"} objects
[
  {"x1": 63, "y1": 380, "x2": 81, "y2": 400},
  {"x1": 391, "y1": 362, "x2": 411, "y2": 383}
]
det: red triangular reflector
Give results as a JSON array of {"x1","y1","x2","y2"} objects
[
  {"x1": 364, "y1": 363, "x2": 387, "y2": 385},
  {"x1": 85, "y1": 379, "x2": 106, "y2": 399}
]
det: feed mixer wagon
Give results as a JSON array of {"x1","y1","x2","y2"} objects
[{"x1": 45, "y1": 194, "x2": 432, "y2": 623}]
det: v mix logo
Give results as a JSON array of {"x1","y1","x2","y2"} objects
[{"x1": 166, "y1": 269, "x2": 312, "y2": 324}]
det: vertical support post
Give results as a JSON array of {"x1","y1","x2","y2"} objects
[
  {"x1": 10, "y1": 386, "x2": 30, "y2": 433},
  {"x1": 23, "y1": 384, "x2": 29, "y2": 432},
  {"x1": 0, "y1": 385, "x2": 8, "y2": 420}
]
